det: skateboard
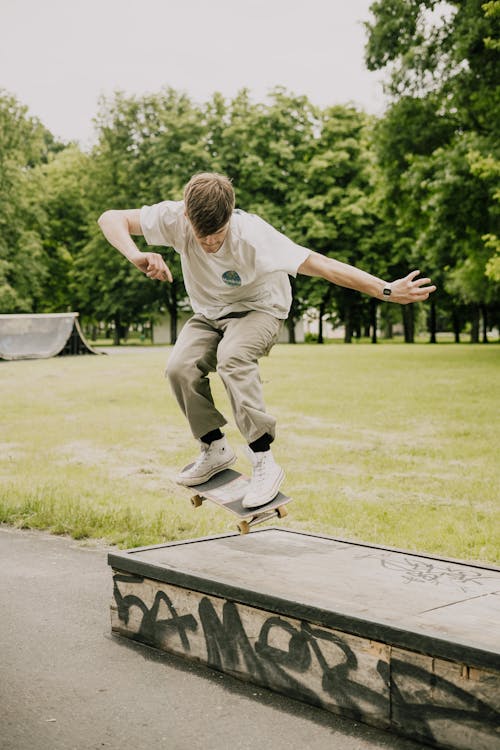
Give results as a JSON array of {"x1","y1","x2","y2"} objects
[{"x1": 185, "y1": 467, "x2": 291, "y2": 535}]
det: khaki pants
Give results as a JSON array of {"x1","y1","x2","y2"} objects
[{"x1": 166, "y1": 312, "x2": 283, "y2": 443}]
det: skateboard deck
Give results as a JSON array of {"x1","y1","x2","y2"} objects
[{"x1": 185, "y1": 467, "x2": 292, "y2": 534}]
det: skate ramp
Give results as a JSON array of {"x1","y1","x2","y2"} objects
[
  {"x1": 109, "y1": 528, "x2": 500, "y2": 750},
  {"x1": 0, "y1": 313, "x2": 100, "y2": 360}
]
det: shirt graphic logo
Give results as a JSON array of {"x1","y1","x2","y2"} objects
[{"x1": 222, "y1": 270, "x2": 242, "y2": 287}]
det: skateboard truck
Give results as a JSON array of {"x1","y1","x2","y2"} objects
[
  {"x1": 191, "y1": 493, "x2": 288, "y2": 534},
  {"x1": 185, "y1": 468, "x2": 291, "y2": 535}
]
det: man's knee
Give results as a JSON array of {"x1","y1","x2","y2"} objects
[
  {"x1": 217, "y1": 347, "x2": 252, "y2": 378},
  {"x1": 166, "y1": 352, "x2": 191, "y2": 387},
  {"x1": 167, "y1": 351, "x2": 214, "y2": 388}
]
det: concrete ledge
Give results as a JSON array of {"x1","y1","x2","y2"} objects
[{"x1": 108, "y1": 528, "x2": 500, "y2": 749}]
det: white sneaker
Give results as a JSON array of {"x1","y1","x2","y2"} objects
[
  {"x1": 176, "y1": 436, "x2": 236, "y2": 486},
  {"x1": 242, "y1": 449, "x2": 285, "y2": 508}
]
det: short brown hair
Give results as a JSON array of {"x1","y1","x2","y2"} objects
[{"x1": 184, "y1": 172, "x2": 235, "y2": 236}]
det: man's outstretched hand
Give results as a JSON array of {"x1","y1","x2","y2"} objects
[
  {"x1": 134, "y1": 252, "x2": 172, "y2": 282},
  {"x1": 390, "y1": 270, "x2": 436, "y2": 304}
]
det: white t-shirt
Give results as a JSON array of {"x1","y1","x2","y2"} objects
[{"x1": 140, "y1": 200, "x2": 311, "y2": 320}]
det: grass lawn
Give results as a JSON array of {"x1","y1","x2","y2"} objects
[{"x1": 1, "y1": 343, "x2": 498, "y2": 563}]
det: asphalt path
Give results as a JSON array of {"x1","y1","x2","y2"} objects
[{"x1": 0, "y1": 526, "x2": 427, "y2": 750}]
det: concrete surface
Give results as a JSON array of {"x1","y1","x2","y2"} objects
[
  {"x1": 109, "y1": 527, "x2": 500, "y2": 668},
  {"x1": 0, "y1": 526, "x2": 428, "y2": 750}
]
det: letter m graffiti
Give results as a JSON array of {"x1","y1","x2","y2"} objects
[{"x1": 198, "y1": 597, "x2": 266, "y2": 682}]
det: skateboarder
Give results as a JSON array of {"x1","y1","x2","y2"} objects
[{"x1": 98, "y1": 172, "x2": 436, "y2": 508}]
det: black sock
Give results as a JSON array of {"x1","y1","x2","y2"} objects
[
  {"x1": 249, "y1": 433, "x2": 273, "y2": 453},
  {"x1": 200, "y1": 428, "x2": 224, "y2": 445}
]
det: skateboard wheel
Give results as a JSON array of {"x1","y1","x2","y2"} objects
[
  {"x1": 237, "y1": 520, "x2": 250, "y2": 535},
  {"x1": 191, "y1": 495, "x2": 203, "y2": 508},
  {"x1": 277, "y1": 505, "x2": 288, "y2": 519}
]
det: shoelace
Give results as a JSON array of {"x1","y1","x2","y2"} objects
[
  {"x1": 194, "y1": 442, "x2": 227, "y2": 468},
  {"x1": 193, "y1": 445, "x2": 211, "y2": 468},
  {"x1": 251, "y1": 455, "x2": 270, "y2": 483}
]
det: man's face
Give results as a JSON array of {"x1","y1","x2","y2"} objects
[{"x1": 191, "y1": 223, "x2": 229, "y2": 254}]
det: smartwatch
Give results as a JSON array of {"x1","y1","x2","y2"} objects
[{"x1": 382, "y1": 284, "x2": 392, "y2": 298}]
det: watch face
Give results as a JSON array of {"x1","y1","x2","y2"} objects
[{"x1": 383, "y1": 287, "x2": 391, "y2": 296}]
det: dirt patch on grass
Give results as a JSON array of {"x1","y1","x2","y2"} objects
[{"x1": 55, "y1": 437, "x2": 182, "y2": 492}]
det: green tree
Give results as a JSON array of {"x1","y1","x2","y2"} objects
[
  {"x1": 208, "y1": 87, "x2": 318, "y2": 340},
  {"x1": 366, "y1": 0, "x2": 499, "y2": 133},
  {"x1": 400, "y1": 135, "x2": 499, "y2": 341},
  {"x1": 468, "y1": 146, "x2": 500, "y2": 283},
  {"x1": 0, "y1": 91, "x2": 62, "y2": 312},
  {"x1": 365, "y1": 0, "x2": 500, "y2": 341},
  {"x1": 31, "y1": 145, "x2": 92, "y2": 312},
  {"x1": 75, "y1": 89, "x2": 211, "y2": 342},
  {"x1": 74, "y1": 87, "x2": 402, "y2": 345},
  {"x1": 299, "y1": 107, "x2": 385, "y2": 342}
]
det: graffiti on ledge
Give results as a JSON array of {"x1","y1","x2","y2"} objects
[{"x1": 112, "y1": 573, "x2": 500, "y2": 747}]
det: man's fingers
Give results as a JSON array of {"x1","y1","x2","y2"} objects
[
  {"x1": 412, "y1": 281, "x2": 436, "y2": 293},
  {"x1": 145, "y1": 255, "x2": 172, "y2": 282},
  {"x1": 147, "y1": 268, "x2": 172, "y2": 282},
  {"x1": 157, "y1": 269, "x2": 173, "y2": 282},
  {"x1": 412, "y1": 284, "x2": 436, "y2": 298},
  {"x1": 391, "y1": 273, "x2": 437, "y2": 303},
  {"x1": 404, "y1": 271, "x2": 437, "y2": 298}
]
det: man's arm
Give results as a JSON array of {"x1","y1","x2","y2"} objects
[
  {"x1": 297, "y1": 251, "x2": 436, "y2": 305},
  {"x1": 97, "y1": 209, "x2": 172, "y2": 282}
]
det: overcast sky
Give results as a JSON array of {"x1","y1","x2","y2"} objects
[{"x1": 1, "y1": 0, "x2": 386, "y2": 148}]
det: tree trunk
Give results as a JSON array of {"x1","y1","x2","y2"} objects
[
  {"x1": 383, "y1": 311, "x2": 393, "y2": 340},
  {"x1": 370, "y1": 298, "x2": 378, "y2": 344},
  {"x1": 286, "y1": 316, "x2": 296, "y2": 344},
  {"x1": 342, "y1": 290, "x2": 358, "y2": 343},
  {"x1": 286, "y1": 278, "x2": 298, "y2": 343},
  {"x1": 166, "y1": 280, "x2": 179, "y2": 345},
  {"x1": 481, "y1": 306, "x2": 488, "y2": 344},
  {"x1": 452, "y1": 308, "x2": 461, "y2": 343},
  {"x1": 318, "y1": 301, "x2": 325, "y2": 344},
  {"x1": 402, "y1": 305, "x2": 415, "y2": 343},
  {"x1": 344, "y1": 305, "x2": 353, "y2": 343},
  {"x1": 113, "y1": 316, "x2": 122, "y2": 345},
  {"x1": 470, "y1": 305, "x2": 480, "y2": 343},
  {"x1": 170, "y1": 309, "x2": 178, "y2": 345},
  {"x1": 429, "y1": 298, "x2": 437, "y2": 344}
]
